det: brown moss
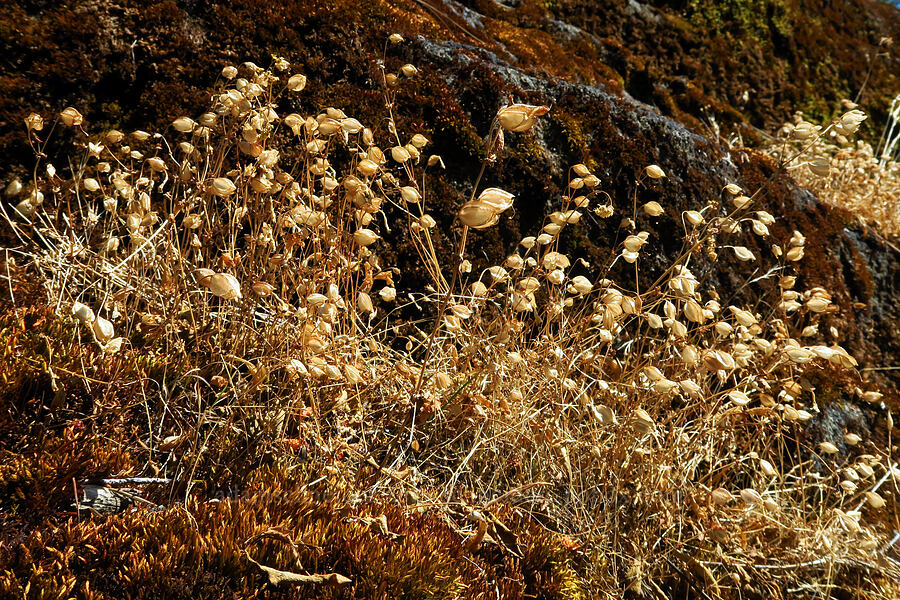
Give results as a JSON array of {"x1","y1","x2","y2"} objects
[{"x1": 0, "y1": 466, "x2": 586, "y2": 599}]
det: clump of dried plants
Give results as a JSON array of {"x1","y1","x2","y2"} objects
[{"x1": 1, "y1": 39, "x2": 897, "y2": 599}]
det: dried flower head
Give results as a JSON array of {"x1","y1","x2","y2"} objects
[
  {"x1": 60, "y1": 107, "x2": 84, "y2": 127},
  {"x1": 496, "y1": 103, "x2": 550, "y2": 133},
  {"x1": 644, "y1": 164, "x2": 666, "y2": 179}
]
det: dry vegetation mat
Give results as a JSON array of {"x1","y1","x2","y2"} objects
[{"x1": 1, "y1": 41, "x2": 899, "y2": 599}]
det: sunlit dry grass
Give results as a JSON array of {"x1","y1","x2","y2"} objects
[
  {"x1": 766, "y1": 107, "x2": 900, "y2": 238},
  {"x1": 1, "y1": 41, "x2": 898, "y2": 598}
]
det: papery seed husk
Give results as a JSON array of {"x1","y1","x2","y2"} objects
[
  {"x1": 353, "y1": 229, "x2": 379, "y2": 246},
  {"x1": 865, "y1": 491, "x2": 885, "y2": 509},
  {"x1": 644, "y1": 164, "x2": 665, "y2": 179},
  {"x1": 732, "y1": 246, "x2": 755, "y2": 261},
  {"x1": 357, "y1": 292, "x2": 374, "y2": 313},
  {"x1": 287, "y1": 74, "x2": 307, "y2": 91},
  {"x1": 390, "y1": 146, "x2": 411, "y2": 163},
  {"x1": 476, "y1": 188, "x2": 515, "y2": 212},
  {"x1": 207, "y1": 273, "x2": 241, "y2": 300},
  {"x1": 92, "y1": 316, "x2": 114, "y2": 343},
  {"x1": 740, "y1": 488, "x2": 762, "y2": 505},
  {"x1": 72, "y1": 302, "x2": 95, "y2": 323},
  {"x1": 642, "y1": 201, "x2": 664, "y2": 216},
  {"x1": 683, "y1": 300, "x2": 704, "y2": 323},
  {"x1": 251, "y1": 282, "x2": 274, "y2": 297},
  {"x1": 819, "y1": 441, "x2": 839, "y2": 455},
  {"x1": 497, "y1": 104, "x2": 550, "y2": 132},
  {"x1": 398, "y1": 186, "x2": 421, "y2": 204},
  {"x1": 458, "y1": 201, "x2": 497, "y2": 229},
  {"x1": 786, "y1": 347, "x2": 814, "y2": 364},
  {"x1": 210, "y1": 177, "x2": 237, "y2": 197},
  {"x1": 60, "y1": 107, "x2": 84, "y2": 127},
  {"x1": 711, "y1": 488, "x2": 733, "y2": 505},
  {"x1": 728, "y1": 390, "x2": 751, "y2": 406}
]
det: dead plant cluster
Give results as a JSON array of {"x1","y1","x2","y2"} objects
[
  {"x1": 1, "y1": 40, "x2": 898, "y2": 598},
  {"x1": 766, "y1": 105, "x2": 900, "y2": 238}
]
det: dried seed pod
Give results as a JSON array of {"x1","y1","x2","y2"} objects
[
  {"x1": 792, "y1": 121, "x2": 818, "y2": 140},
  {"x1": 25, "y1": 112, "x2": 44, "y2": 131},
  {"x1": 542, "y1": 251, "x2": 570, "y2": 270},
  {"x1": 341, "y1": 118, "x2": 364, "y2": 133},
  {"x1": 632, "y1": 409, "x2": 655, "y2": 435},
  {"x1": 862, "y1": 391, "x2": 883, "y2": 404},
  {"x1": 353, "y1": 228, "x2": 380, "y2": 246},
  {"x1": 728, "y1": 390, "x2": 751, "y2": 406},
  {"x1": 642, "y1": 201, "x2": 664, "y2": 216},
  {"x1": 710, "y1": 488, "x2": 733, "y2": 506},
  {"x1": 740, "y1": 488, "x2": 762, "y2": 506},
  {"x1": 210, "y1": 177, "x2": 237, "y2": 197},
  {"x1": 731, "y1": 195, "x2": 752, "y2": 209},
  {"x1": 644, "y1": 164, "x2": 665, "y2": 179},
  {"x1": 476, "y1": 188, "x2": 515, "y2": 212},
  {"x1": 683, "y1": 300, "x2": 704, "y2": 323},
  {"x1": 818, "y1": 441, "x2": 839, "y2": 455},
  {"x1": 92, "y1": 316, "x2": 114, "y2": 343},
  {"x1": 251, "y1": 282, "x2": 274, "y2": 297},
  {"x1": 572, "y1": 163, "x2": 590, "y2": 177},
  {"x1": 208, "y1": 273, "x2": 241, "y2": 300},
  {"x1": 458, "y1": 201, "x2": 498, "y2": 229},
  {"x1": 590, "y1": 403, "x2": 615, "y2": 424},
  {"x1": 488, "y1": 266, "x2": 509, "y2": 282},
  {"x1": 569, "y1": 275, "x2": 592, "y2": 295},
  {"x1": 146, "y1": 157, "x2": 166, "y2": 172},
  {"x1": 866, "y1": 491, "x2": 885, "y2": 509},
  {"x1": 72, "y1": 302, "x2": 95, "y2": 324},
  {"x1": 806, "y1": 297, "x2": 830, "y2": 313},
  {"x1": 685, "y1": 210, "x2": 704, "y2": 226},
  {"x1": 172, "y1": 116, "x2": 196, "y2": 133},
  {"x1": 496, "y1": 103, "x2": 550, "y2": 132},
  {"x1": 400, "y1": 186, "x2": 421, "y2": 203},
  {"x1": 307, "y1": 293, "x2": 327, "y2": 307},
  {"x1": 786, "y1": 347, "x2": 814, "y2": 364},
  {"x1": 60, "y1": 107, "x2": 84, "y2": 127},
  {"x1": 624, "y1": 234, "x2": 648, "y2": 252},
  {"x1": 839, "y1": 109, "x2": 867, "y2": 134},
  {"x1": 732, "y1": 246, "x2": 755, "y2": 261},
  {"x1": 807, "y1": 158, "x2": 831, "y2": 177},
  {"x1": 678, "y1": 379, "x2": 701, "y2": 396},
  {"x1": 287, "y1": 74, "x2": 307, "y2": 91},
  {"x1": 357, "y1": 292, "x2": 374, "y2": 313},
  {"x1": 390, "y1": 146, "x2": 411, "y2": 163},
  {"x1": 4, "y1": 179, "x2": 22, "y2": 197}
]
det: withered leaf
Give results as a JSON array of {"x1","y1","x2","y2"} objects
[{"x1": 245, "y1": 552, "x2": 351, "y2": 587}]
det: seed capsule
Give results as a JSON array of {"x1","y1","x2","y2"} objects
[
  {"x1": 496, "y1": 103, "x2": 550, "y2": 133},
  {"x1": 208, "y1": 273, "x2": 241, "y2": 300}
]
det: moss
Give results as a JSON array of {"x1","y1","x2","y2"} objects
[
  {"x1": 685, "y1": 0, "x2": 795, "y2": 42},
  {"x1": 0, "y1": 465, "x2": 586, "y2": 599}
]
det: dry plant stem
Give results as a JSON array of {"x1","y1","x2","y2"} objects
[{"x1": 414, "y1": 155, "x2": 488, "y2": 393}]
